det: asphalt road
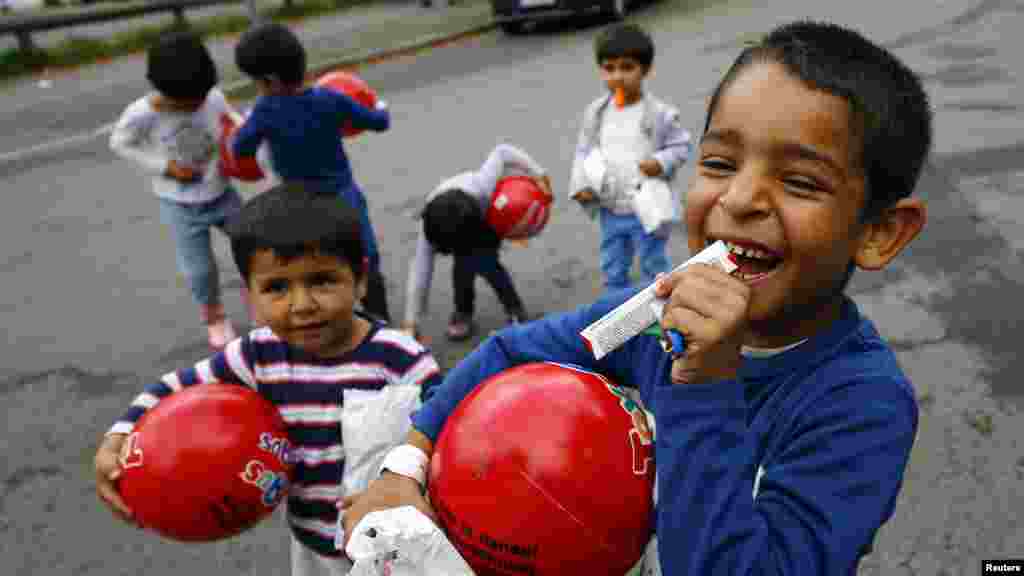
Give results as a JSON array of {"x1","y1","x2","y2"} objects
[
  {"x1": 0, "y1": 0, "x2": 451, "y2": 158},
  {"x1": 2, "y1": 0, "x2": 1023, "y2": 574}
]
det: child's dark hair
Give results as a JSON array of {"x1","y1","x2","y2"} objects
[
  {"x1": 703, "y1": 20, "x2": 933, "y2": 222},
  {"x1": 423, "y1": 190, "x2": 499, "y2": 255},
  {"x1": 146, "y1": 30, "x2": 217, "y2": 101},
  {"x1": 594, "y1": 23, "x2": 654, "y2": 70},
  {"x1": 225, "y1": 183, "x2": 365, "y2": 283},
  {"x1": 235, "y1": 23, "x2": 307, "y2": 86}
]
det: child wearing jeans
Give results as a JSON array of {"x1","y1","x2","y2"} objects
[
  {"x1": 569, "y1": 23, "x2": 692, "y2": 292},
  {"x1": 110, "y1": 30, "x2": 243, "y2": 349}
]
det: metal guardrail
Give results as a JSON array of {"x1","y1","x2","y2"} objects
[{"x1": 0, "y1": 0, "x2": 251, "y2": 52}]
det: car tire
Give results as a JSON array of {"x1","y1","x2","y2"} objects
[
  {"x1": 499, "y1": 21, "x2": 525, "y2": 34},
  {"x1": 609, "y1": 0, "x2": 627, "y2": 20}
]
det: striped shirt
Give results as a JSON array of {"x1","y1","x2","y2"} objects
[{"x1": 110, "y1": 323, "x2": 443, "y2": 557}]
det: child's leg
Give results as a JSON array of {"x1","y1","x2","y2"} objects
[
  {"x1": 599, "y1": 209, "x2": 636, "y2": 292},
  {"x1": 636, "y1": 228, "x2": 670, "y2": 286},
  {"x1": 473, "y1": 248, "x2": 527, "y2": 320},
  {"x1": 158, "y1": 198, "x2": 222, "y2": 309},
  {"x1": 289, "y1": 533, "x2": 352, "y2": 576},
  {"x1": 452, "y1": 253, "x2": 478, "y2": 321},
  {"x1": 341, "y1": 185, "x2": 390, "y2": 323},
  {"x1": 362, "y1": 269, "x2": 390, "y2": 324},
  {"x1": 159, "y1": 195, "x2": 238, "y2": 348},
  {"x1": 447, "y1": 253, "x2": 477, "y2": 340}
]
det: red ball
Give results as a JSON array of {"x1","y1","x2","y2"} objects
[
  {"x1": 218, "y1": 113, "x2": 265, "y2": 182},
  {"x1": 315, "y1": 70, "x2": 378, "y2": 138},
  {"x1": 486, "y1": 176, "x2": 552, "y2": 239},
  {"x1": 428, "y1": 363, "x2": 655, "y2": 576},
  {"x1": 117, "y1": 384, "x2": 295, "y2": 542}
]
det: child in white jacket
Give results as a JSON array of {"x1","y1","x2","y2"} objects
[
  {"x1": 569, "y1": 24, "x2": 692, "y2": 293},
  {"x1": 403, "y1": 144, "x2": 552, "y2": 342},
  {"x1": 110, "y1": 30, "x2": 243, "y2": 349}
]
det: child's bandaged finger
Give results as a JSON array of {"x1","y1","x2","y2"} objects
[{"x1": 508, "y1": 238, "x2": 530, "y2": 248}]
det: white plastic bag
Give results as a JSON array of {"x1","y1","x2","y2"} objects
[
  {"x1": 345, "y1": 506, "x2": 475, "y2": 576},
  {"x1": 582, "y1": 148, "x2": 608, "y2": 192},
  {"x1": 629, "y1": 178, "x2": 677, "y2": 235}
]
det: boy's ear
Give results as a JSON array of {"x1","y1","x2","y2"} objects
[{"x1": 853, "y1": 197, "x2": 927, "y2": 270}]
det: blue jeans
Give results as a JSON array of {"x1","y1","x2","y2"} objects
[
  {"x1": 599, "y1": 208, "x2": 670, "y2": 292},
  {"x1": 158, "y1": 188, "x2": 242, "y2": 306}
]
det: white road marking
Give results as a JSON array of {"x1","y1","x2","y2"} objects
[
  {"x1": 0, "y1": 123, "x2": 114, "y2": 165},
  {"x1": 0, "y1": 76, "x2": 250, "y2": 167}
]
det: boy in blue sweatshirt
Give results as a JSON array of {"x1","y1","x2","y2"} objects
[
  {"x1": 339, "y1": 20, "x2": 931, "y2": 575},
  {"x1": 230, "y1": 23, "x2": 393, "y2": 323}
]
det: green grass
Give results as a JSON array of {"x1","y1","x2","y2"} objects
[{"x1": 0, "y1": 0, "x2": 372, "y2": 82}]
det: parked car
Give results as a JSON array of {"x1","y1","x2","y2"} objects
[{"x1": 490, "y1": 0, "x2": 632, "y2": 34}]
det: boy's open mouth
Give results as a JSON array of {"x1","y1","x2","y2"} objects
[{"x1": 709, "y1": 238, "x2": 784, "y2": 282}]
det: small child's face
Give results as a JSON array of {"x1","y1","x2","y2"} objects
[
  {"x1": 247, "y1": 249, "x2": 367, "y2": 358},
  {"x1": 599, "y1": 57, "x2": 646, "y2": 106},
  {"x1": 686, "y1": 61, "x2": 868, "y2": 344}
]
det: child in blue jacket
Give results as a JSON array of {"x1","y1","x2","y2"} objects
[
  {"x1": 231, "y1": 23, "x2": 392, "y2": 322},
  {"x1": 340, "y1": 19, "x2": 932, "y2": 576}
]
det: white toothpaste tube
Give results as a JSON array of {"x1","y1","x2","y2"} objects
[{"x1": 580, "y1": 241, "x2": 738, "y2": 360}]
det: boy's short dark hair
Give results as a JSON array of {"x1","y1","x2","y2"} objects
[
  {"x1": 703, "y1": 20, "x2": 933, "y2": 222},
  {"x1": 235, "y1": 23, "x2": 307, "y2": 86},
  {"x1": 594, "y1": 23, "x2": 654, "y2": 70},
  {"x1": 225, "y1": 183, "x2": 365, "y2": 283},
  {"x1": 146, "y1": 30, "x2": 218, "y2": 101},
  {"x1": 423, "y1": 189, "x2": 499, "y2": 255}
]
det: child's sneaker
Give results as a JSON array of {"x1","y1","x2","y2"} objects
[
  {"x1": 446, "y1": 313, "x2": 475, "y2": 342},
  {"x1": 207, "y1": 319, "x2": 237, "y2": 351},
  {"x1": 201, "y1": 303, "x2": 236, "y2": 350}
]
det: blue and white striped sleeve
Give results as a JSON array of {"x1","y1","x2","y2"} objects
[{"x1": 107, "y1": 336, "x2": 258, "y2": 435}]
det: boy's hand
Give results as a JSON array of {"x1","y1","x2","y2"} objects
[
  {"x1": 93, "y1": 433, "x2": 138, "y2": 525},
  {"x1": 571, "y1": 187, "x2": 596, "y2": 203},
  {"x1": 653, "y1": 263, "x2": 750, "y2": 385},
  {"x1": 638, "y1": 158, "x2": 663, "y2": 178},
  {"x1": 338, "y1": 471, "x2": 438, "y2": 553},
  {"x1": 165, "y1": 160, "x2": 200, "y2": 183},
  {"x1": 375, "y1": 99, "x2": 389, "y2": 112}
]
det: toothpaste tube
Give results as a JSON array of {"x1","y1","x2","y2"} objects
[{"x1": 580, "y1": 241, "x2": 738, "y2": 360}]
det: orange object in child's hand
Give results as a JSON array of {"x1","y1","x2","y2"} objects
[
  {"x1": 166, "y1": 160, "x2": 200, "y2": 182},
  {"x1": 614, "y1": 87, "x2": 626, "y2": 109}
]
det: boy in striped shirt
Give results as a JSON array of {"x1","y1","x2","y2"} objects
[{"x1": 93, "y1": 184, "x2": 443, "y2": 575}]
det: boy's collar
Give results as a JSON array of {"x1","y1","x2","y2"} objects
[{"x1": 737, "y1": 296, "x2": 863, "y2": 380}]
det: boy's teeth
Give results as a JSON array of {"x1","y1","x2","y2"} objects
[{"x1": 724, "y1": 241, "x2": 774, "y2": 260}]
